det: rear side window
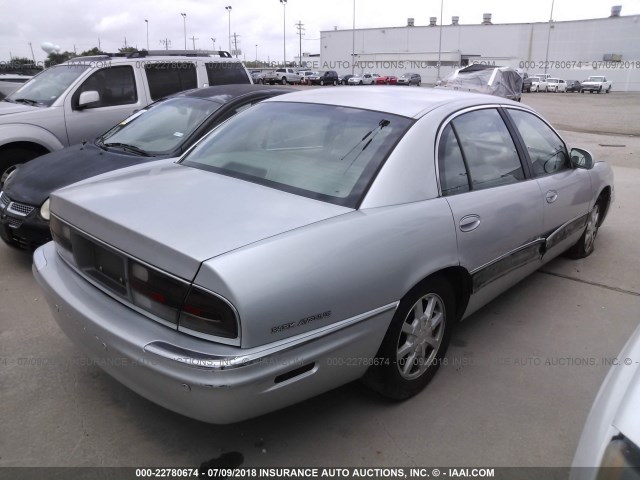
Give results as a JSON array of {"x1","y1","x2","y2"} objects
[
  {"x1": 206, "y1": 63, "x2": 251, "y2": 85},
  {"x1": 450, "y1": 109, "x2": 524, "y2": 191},
  {"x1": 145, "y1": 62, "x2": 197, "y2": 100},
  {"x1": 73, "y1": 66, "x2": 137, "y2": 109},
  {"x1": 506, "y1": 109, "x2": 569, "y2": 177}
]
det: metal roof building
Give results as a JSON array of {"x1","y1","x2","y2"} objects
[{"x1": 319, "y1": 6, "x2": 640, "y2": 91}]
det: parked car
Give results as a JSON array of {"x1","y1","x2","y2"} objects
[
  {"x1": 437, "y1": 65, "x2": 522, "y2": 101},
  {"x1": 397, "y1": 73, "x2": 421, "y2": 86},
  {"x1": 0, "y1": 85, "x2": 293, "y2": 249},
  {"x1": 521, "y1": 73, "x2": 533, "y2": 93},
  {"x1": 0, "y1": 50, "x2": 251, "y2": 184},
  {"x1": 547, "y1": 78, "x2": 567, "y2": 93},
  {"x1": 34, "y1": 87, "x2": 613, "y2": 424},
  {"x1": 566, "y1": 80, "x2": 582, "y2": 92},
  {"x1": 348, "y1": 73, "x2": 377, "y2": 85},
  {"x1": 0, "y1": 74, "x2": 33, "y2": 100},
  {"x1": 250, "y1": 70, "x2": 265, "y2": 84},
  {"x1": 264, "y1": 68, "x2": 301, "y2": 85},
  {"x1": 298, "y1": 71, "x2": 314, "y2": 85},
  {"x1": 581, "y1": 76, "x2": 612, "y2": 94},
  {"x1": 531, "y1": 74, "x2": 549, "y2": 92},
  {"x1": 571, "y1": 322, "x2": 640, "y2": 479},
  {"x1": 340, "y1": 74, "x2": 354, "y2": 85},
  {"x1": 375, "y1": 75, "x2": 398, "y2": 85},
  {"x1": 308, "y1": 70, "x2": 339, "y2": 86}
]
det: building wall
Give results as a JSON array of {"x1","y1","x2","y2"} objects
[{"x1": 319, "y1": 15, "x2": 640, "y2": 90}]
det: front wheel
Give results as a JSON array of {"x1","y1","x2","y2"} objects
[
  {"x1": 281, "y1": 77, "x2": 288, "y2": 85},
  {"x1": 0, "y1": 147, "x2": 43, "y2": 188},
  {"x1": 566, "y1": 202, "x2": 602, "y2": 258},
  {"x1": 362, "y1": 276, "x2": 455, "y2": 400}
]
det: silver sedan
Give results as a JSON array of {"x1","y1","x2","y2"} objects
[{"x1": 34, "y1": 87, "x2": 614, "y2": 423}]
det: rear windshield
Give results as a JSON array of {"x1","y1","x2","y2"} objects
[{"x1": 180, "y1": 102, "x2": 413, "y2": 207}]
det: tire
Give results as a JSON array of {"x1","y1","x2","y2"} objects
[
  {"x1": 281, "y1": 77, "x2": 287, "y2": 85},
  {"x1": 417, "y1": 81, "x2": 421, "y2": 87},
  {"x1": 598, "y1": 86, "x2": 602, "y2": 94},
  {"x1": 0, "y1": 147, "x2": 43, "y2": 187},
  {"x1": 362, "y1": 276, "x2": 455, "y2": 400},
  {"x1": 581, "y1": 89, "x2": 584, "y2": 93},
  {"x1": 565, "y1": 201, "x2": 603, "y2": 259},
  {"x1": 333, "y1": 80, "x2": 337, "y2": 86},
  {"x1": 359, "y1": 81, "x2": 363, "y2": 85},
  {"x1": 320, "y1": 79, "x2": 325, "y2": 86},
  {"x1": 606, "y1": 86, "x2": 611, "y2": 93}
]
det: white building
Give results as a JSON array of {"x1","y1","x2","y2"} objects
[{"x1": 318, "y1": 6, "x2": 640, "y2": 91}]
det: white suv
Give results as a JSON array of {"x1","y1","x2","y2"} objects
[{"x1": 0, "y1": 50, "x2": 251, "y2": 182}]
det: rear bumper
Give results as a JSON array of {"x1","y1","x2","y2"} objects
[{"x1": 33, "y1": 242, "x2": 395, "y2": 424}]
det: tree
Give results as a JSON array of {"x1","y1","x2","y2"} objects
[
  {"x1": 118, "y1": 47, "x2": 137, "y2": 53},
  {"x1": 80, "y1": 47, "x2": 106, "y2": 56},
  {"x1": 46, "y1": 51, "x2": 76, "y2": 66}
]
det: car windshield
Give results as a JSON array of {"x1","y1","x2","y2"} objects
[
  {"x1": 4, "y1": 64, "x2": 90, "y2": 107},
  {"x1": 587, "y1": 77, "x2": 604, "y2": 82},
  {"x1": 99, "y1": 97, "x2": 222, "y2": 155},
  {"x1": 180, "y1": 102, "x2": 413, "y2": 207}
]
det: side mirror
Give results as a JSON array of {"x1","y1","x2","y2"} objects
[
  {"x1": 570, "y1": 148, "x2": 594, "y2": 170},
  {"x1": 78, "y1": 90, "x2": 100, "y2": 109}
]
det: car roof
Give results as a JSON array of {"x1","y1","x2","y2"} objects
[
  {"x1": 266, "y1": 86, "x2": 522, "y2": 119},
  {"x1": 168, "y1": 84, "x2": 297, "y2": 102}
]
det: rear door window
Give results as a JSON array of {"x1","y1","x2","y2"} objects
[
  {"x1": 145, "y1": 62, "x2": 197, "y2": 100},
  {"x1": 205, "y1": 62, "x2": 251, "y2": 85}
]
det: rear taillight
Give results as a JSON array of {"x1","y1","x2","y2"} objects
[
  {"x1": 129, "y1": 261, "x2": 189, "y2": 325},
  {"x1": 179, "y1": 287, "x2": 239, "y2": 339}
]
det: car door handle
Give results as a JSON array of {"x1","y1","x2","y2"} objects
[
  {"x1": 546, "y1": 191, "x2": 558, "y2": 203},
  {"x1": 459, "y1": 214, "x2": 481, "y2": 232}
]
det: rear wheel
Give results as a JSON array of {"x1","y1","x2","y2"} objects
[
  {"x1": 362, "y1": 276, "x2": 455, "y2": 400},
  {"x1": 281, "y1": 77, "x2": 287, "y2": 85},
  {"x1": 333, "y1": 80, "x2": 337, "y2": 86}
]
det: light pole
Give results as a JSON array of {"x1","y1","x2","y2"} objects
[
  {"x1": 255, "y1": 44, "x2": 258, "y2": 64},
  {"x1": 280, "y1": 0, "x2": 287, "y2": 67},
  {"x1": 436, "y1": 0, "x2": 444, "y2": 82},
  {"x1": 351, "y1": 0, "x2": 355, "y2": 74},
  {"x1": 180, "y1": 13, "x2": 187, "y2": 50},
  {"x1": 145, "y1": 19, "x2": 149, "y2": 50},
  {"x1": 544, "y1": 0, "x2": 555, "y2": 75},
  {"x1": 211, "y1": 37, "x2": 216, "y2": 51},
  {"x1": 225, "y1": 6, "x2": 232, "y2": 54}
]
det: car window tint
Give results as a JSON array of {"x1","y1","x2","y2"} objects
[
  {"x1": 73, "y1": 66, "x2": 137, "y2": 109},
  {"x1": 101, "y1": 97, "x2": 221, "y2": 154},
  {"x1": 451, "y1": 109, "x2": 524, "y2": 191},
  {"x1": 507, "y1": 109, "x2": 569, "y2": 177},
  {"x1": 145, "y1": 63, "x2": 197, "y2": 100},
  {"x1": 205, "y1": 63, "x2": 251, "y2": 85},
  {"x1": 438, "y1": 124, "x2": 469, "y2": 196},
  {"x1": 180, "y1": 102, "x2": 413, "y2": 208}
]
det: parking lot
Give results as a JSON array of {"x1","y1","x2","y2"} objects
[{"x1": 1, "y1": 89, "x2": 639, "y2": 469}]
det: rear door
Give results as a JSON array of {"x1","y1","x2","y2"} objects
[
  {"x1": 504, "y1": 107, "x2": 592, "y2": 259},
  {"x1": 437, "y1": 107, "x2": 544, "y2": 310}
]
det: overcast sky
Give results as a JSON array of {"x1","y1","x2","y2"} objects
[{"x1": 2, "y1": 0, "x2": 639, "y2": 64}]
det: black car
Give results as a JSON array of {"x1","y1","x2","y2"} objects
[
  {"x1": 309, "y1": 70, "x2": 339, "y2": 86},
  {"x1": 566, "y1": 80, "x2": 582, "y2": 92},
  {"x1": 0, "y1": 85, "x2": 295, "y2": 250},
  {"x1": 340, "y1": 74, "x2": 354, "y2": 85}
]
